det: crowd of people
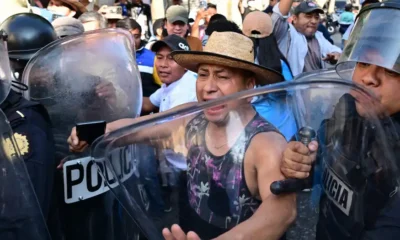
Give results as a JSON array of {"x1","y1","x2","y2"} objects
[{"x1": 0, "y1": 0, "x2": 399, "y2": 240}]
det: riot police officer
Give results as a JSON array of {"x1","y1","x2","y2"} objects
[
  {"x1": 0, "y1": 13, "x2": 57, "y2": 221},
  {"x1": 277, "y1": 1, "x2": 400, "y2": 239},
  {"x1": 22, "y1": 28, "x2": 142, "y2": 240},
  {"x1": 0, "y1": 27, "x2": 52, "y2": 240},
  {"x1": 1, "y1": 13, "x2": 57, "y2": 81}
]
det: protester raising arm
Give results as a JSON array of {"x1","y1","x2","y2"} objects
[
  {"x1": 142, "y1": 97, "x2": 157, "y2": 114},
  {"x1": 278, "y1": 0, "x2": 294, "y2": 15},
  {"x1": 190, "y1": 9, "x2": 207, "y2": 39},
  {"x1": 270, "y1": 0, "x2": 294, "y2": 50}
]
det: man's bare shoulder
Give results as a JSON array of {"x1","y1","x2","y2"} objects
[
  {"x1": 248, "y1": 131, "x2": 287, "y2": 166},
  {"x1": 252, "y1": 131, "x2": 287, "y2": 147}
]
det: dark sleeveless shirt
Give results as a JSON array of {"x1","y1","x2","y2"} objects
[{"x1": 179, "y1": 113, "x2": 280, "y2": 239}]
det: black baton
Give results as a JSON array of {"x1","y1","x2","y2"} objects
[{"x1": 270, "y1": 126, "x2": 316, "y2": 195}]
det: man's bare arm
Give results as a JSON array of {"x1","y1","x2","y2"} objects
[
  {"x1": 191, "y1": 10, "x2": 206, "y2": 38},
  {"x1": 142, "y1": 97, "x2": 157, "y2": 114},
  {"x1": 214, "y1": 132, "x2": 296, "y2": 240},
  {"x1": 239, "y1": 0, "x2": 245, "y2": 14},
  {"x1": 279, "y1": 0, "x2": 294, "y2": 16},
  {"x1": 68, "y1": 102, "x2": 197, "y2": 152},
  {"x1": 271, "y1": 0, "x2": 293, "y2": 45},
  {"x1": 108, "y1": 102, "x2": 197, "y2": 145}
]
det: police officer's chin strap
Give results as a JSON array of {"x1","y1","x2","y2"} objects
[
  {"x1": 11, "y1": 80, "x2": 28, "y2": 92},
  {"x1": 11, "y1": 73, "x2": 29, "y2": 92}
]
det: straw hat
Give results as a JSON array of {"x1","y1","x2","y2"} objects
[
  {"x1": 243, "y1": 11, "x2": 273, "y2": 39},
  {"x1": 171, "y1": 32, "x2": 283, "y2": 85},
  {"x1": 59, "y1": 0, "x2": 87, "y2": 14}
]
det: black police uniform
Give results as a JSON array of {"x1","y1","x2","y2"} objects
[
  {"x1": 0, "y1": 90, "x2": 55, "y2": 219},
  {"x1": 0, "y1": 11, "x2": 58, "y2": 223},
  {"x1": 313, "y1": 94, "x2": 400, "y2": 240}
]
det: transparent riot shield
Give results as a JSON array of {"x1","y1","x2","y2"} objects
[
  {"x1": 293, "y1": 69, "x2": 346, "y2": 133},
  {"x1": 91, "y1": 79, "x2": 400, "y2": 240},
  {"x1": 0, "y1": 31, "x2": 12, "y2": 104},
  {"x1": 0, "y1": 109, "x2": 50, "y2": 239},
  {"x1": 21, "y1": 29, "x2": 143, "y2": 240}
]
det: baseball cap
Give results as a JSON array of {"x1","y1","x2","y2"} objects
[
  {"x1": 151, "y1": 34, "x2": 191, "y2": 53},
  {"x1": 166, "y1": 5, "x2": 189, "y2": 24},
  {"x1": 294, "y1": 1, "x2": 324, "y2": 15},
  {"x1": 243, "y1": 11, "x2": 273, "y2": 38}
]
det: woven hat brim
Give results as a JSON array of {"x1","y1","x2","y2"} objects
[
  {"x1": 171, "y1": 51, "x2": 284, "y2": 85},
  {"x1": 60, "y1": 1, "x2": 87, "y2": 14}
]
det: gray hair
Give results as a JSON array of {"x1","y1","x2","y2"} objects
[{"x1": 78, "y1": 11, "x2": 107, "y2": 29}]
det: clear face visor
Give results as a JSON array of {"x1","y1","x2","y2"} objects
[{"x1": 336, "y1": 7, "x2": 400, "y2": 80}]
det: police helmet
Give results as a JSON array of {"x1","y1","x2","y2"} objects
[
  {"x1": 336, "y1": 0, "x2": 400, "y2": 79},
  {"x1": 0, "y1": 13, "x2": 57, "y2": 61}
]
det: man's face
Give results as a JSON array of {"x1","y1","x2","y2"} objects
[
  {"x1": 196, "y1": 64, "x2": 255, "y2": 124},
  {"x1": 206, "y1": 7, "x2": 217, "y2": 23},
  {"x1": 292, "y1": 12, "x2": 320, "y2": 37},
  {"x1": 108, "y1": 19, "x2": 119, "y2": 28},
  {"x1": 165, "y1": 20, "x2": 188, "y2": 38},
  {"x1": 156, "y1": 27, "x2": 163, "y2": 37},
  {"x1": 130, "y1": 28, "x2": 141, "y2": 49},
  {"x1": 82, "y1": 21, "x2": 101, "y2": 31},
  {"x1": 352, "y1": 62, "x2": 400, "y2": 116},
  {"x1": 48, "y1": 0, "x2": 75, "y2": 17},
  {"x1": 155, "y1": 46, "x2": 186, "y2": 85}
]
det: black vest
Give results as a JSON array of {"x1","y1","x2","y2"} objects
[{"x1": 316, "y1": 95, "x2": 400, "y2": 240}]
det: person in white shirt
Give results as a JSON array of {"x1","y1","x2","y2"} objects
[
  {"x1": 272, "y1": 0, "x2": 342, "y2": 76},
  {"x1": 145, "y1": 34, "x2": 197, "y2": 212},
  {"x1": 142, "y1": 34, "x2": 197, "y2": 114}
]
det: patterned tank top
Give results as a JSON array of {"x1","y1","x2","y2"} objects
[{"x1": 180, "y1": 113, "x2": 279, "y2": 239}]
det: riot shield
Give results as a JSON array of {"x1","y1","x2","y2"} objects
[
  {"x1": 0, "y1": 109, "x2": 50, "y2": 239},
  {"x1": 21, "y1": 29, "x2": 143, "y2": 240},
  {"x1": 0, "y1": 31, "x2": 12, "y2": 104},
  {"x1": 293, "y1": 69, "x2": 346, "y2": 132},
  {"x1": 91, "y1": 79, "x2": 400, "y2": 240},
  {"x1": 336, "y1": 3, "x2": 400, "y2": 79}
]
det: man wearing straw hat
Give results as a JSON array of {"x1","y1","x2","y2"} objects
[{"x1": 69, "y1": 31, "x2": 295, "y2": 240}]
